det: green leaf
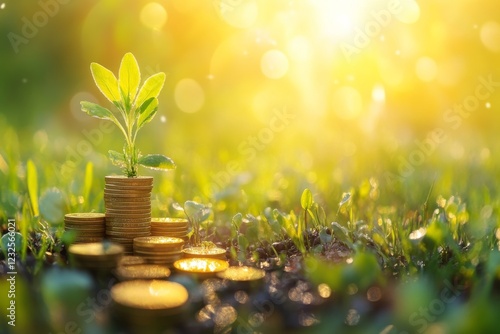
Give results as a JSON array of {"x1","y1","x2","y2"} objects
[
  {"x1": 119, "y1": 53, "x2": 141, "y2": 111},
  {"x1": 108, "y1": 150, "x2": 127, "y2": 168},
  {"x1": 90, "y1": 62, "x2": 121, "y2": 105},
  {"x1": 339, "y1": 192, "x2": 351, "y2": 207},
  {"x1": 27, "y1": 159, "x2": 39, "y2": 217},
  {"x1": 138, "y1": 154, "x2": 175, "y2": 171},
  {"x1": 80, "y1": 101, "x2": 116, "y2": 121},
  {"x1": 184, "y1": 201, "x2": 211, "y2": 224},
  {"x1": 39, "y1": 187, "x2": 66, "y2": 225},
  {"x1": 134, "y1": 72, "x2": 166, "y2": 110},
  {"x1": 137, "y1": 97, "x2": 158, "y2": 129},
  {"x1": 231, "y1": 213, "x2": 243, "y2": 230},
  {"x1": 301, "y1": 188, "x2": 313, "y2": 210}
]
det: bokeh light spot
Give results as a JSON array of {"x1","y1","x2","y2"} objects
[
  {"x1": 480, "y1": 21, "x2": 500, "y2": 53},
  {"x1": 415, "y1": 57, "x2": 438, "y2": 82},
  {"x1": 0, "y1": 3, "x2": 5, "y2": 9},
  {"x1": 261, "y1": 50, "x2": 289, "y2": 79},
  {"x1": 372, "y1": 84, "x2": 386, "y2": 103},
  {"x1": 175, "y1": 78, "x2": 205, "y2": 113},
  {"x1": 332, "y1": 86, "x2": 363, "y2": 120},
  {"x1": 140, "y1": 2, "x2": 168, "y2": 30},
  {"x1": 217, "y1": 0, "x2": 258, "y2": 29},
  {"x1": 394, "y1": 0, "x2": 420, "y2": 24},
  {"x1": 317, "y1": 283, "x2": 331, "y2": 298}
]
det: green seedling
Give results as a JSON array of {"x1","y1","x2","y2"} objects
[{"x1": 80, "y1": 52, "x2": 175, "y2": 177}]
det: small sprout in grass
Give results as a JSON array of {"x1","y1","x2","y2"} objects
[{"x1": 80, "y1": 52, "x2": 175, "y2": 177}]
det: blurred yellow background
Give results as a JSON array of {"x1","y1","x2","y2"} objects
[{"x1": 1, "y1": 0, "x2": 500, "y2": 207}]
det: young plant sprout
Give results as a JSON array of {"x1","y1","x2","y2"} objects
[{"x1": 80, "y1": 52, "x2": 175, "y2": 177}]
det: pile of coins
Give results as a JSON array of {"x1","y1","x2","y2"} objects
[
  {"x1": 68, "y1": 242, "x2": 124, "y2": 271},
  {"x1": 151, "y1": 218, "x2": 189, "y2": 240},
  {"x1": 111, "y1": 280, "x2": 189, "y2": 330},
  {"x1": 133, "y1": 236, "x2": 185, "y2": 265},
  {"x1": 104, "y1": 176, "x2": 153, "y2": 253},
  {"x1": 64, "y1": 213, "x2": 105, "y2": 243}
]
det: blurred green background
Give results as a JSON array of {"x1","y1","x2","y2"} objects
[{"x1": 1, "y1": 0, "x2": 500, "y2": 212}]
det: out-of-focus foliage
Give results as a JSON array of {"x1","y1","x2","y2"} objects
[{"x1": 1, "y1": 0, "x2": 500, "y2": 333}]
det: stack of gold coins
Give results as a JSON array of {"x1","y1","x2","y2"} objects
[
  {"x1": 133, "y1": 236, "x2": 185, "y2": 265},
  {"x1": 181, "y1": 246, "x2": 227, "y2": 260},
  {"x1": 150, "y1": 218, "x2": 189, "y2": 240},
  {"x1": 111, "y1": 280, "x2": 189, "y2": 330},
  {"x1": 104, "y1": 176, "x2": 153, "y2": 254},
  {"x1": 64, "y1": 213, "x2": 105, "y2": 243},
  {"x1": 68, "y1": 242, "x2": 124, "y2": 271}
]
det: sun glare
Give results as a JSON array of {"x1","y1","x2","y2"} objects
[{"x1": 312, "y1": 0, "x2": 362, "y2": 38}]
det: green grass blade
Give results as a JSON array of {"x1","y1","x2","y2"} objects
[
  {"x1": 26, "y1": 159, "x2": 39, "y2": 217},
  {"x1": 83, "y1": 162, "x2": 93, "y2": 210}
]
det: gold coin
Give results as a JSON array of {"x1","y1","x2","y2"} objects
[
  {"x1": 150, "y1": 225, "x2": 188, "y2": 231},
  {"x1": 181, "y1": 247, "x2": 226, "y2": 256},
  {"x1": 106, "y1": 231, "x2": 150, "y2": 237},
  {"x1": 133, "y1": 236, "x2": 184, "y2": 248},
  {"x1": 150, "y1": 227, "x2": 188, "y2": 232},
  {"x1": 106, "y1": 214, "x2": 151, "y2": 220},
  {"x1": 173, "y1": 258, "x2": 229, "y2": 274},
  {"x1": 115, "y1": 264, "x2": 171, "y2": 280},
  {"x1": 104, "y1": 189, "x2": 151, "y2": 196},
  {"x1": 105, "y1": 184, "x2": 153, "y2": 191},
  {"x1": 105, "y1": 218, "x2": 152, "y2": 224},
  {"x1": 65, "y1": 213, "x2": 105, "y2": 220},
  {"x1": 105, "y1": 197, "x2": 151, "y2": 203},
  {"x1": 119, "y1": 256, "x2": 146, "y2": 266},
  {"x1": 106, "y1": 209, "x2": 151, "y2": 218},
  {"x1": 151, "y1": 218, "x2": 189, "y2": 228},
  {"x1": 106, "y1": 222, "x2": 151, "y2": 228},
  {"x1": 216, "y1": 266, "x2": 265, "y2": 281},
  {"x1": 106, "y1": 207, "x2": 151, "y2": 213},
  {"x1": 134, "y1": 248, "x2": 182, "y2": 256},
  {"x1": 106, "y1": 237, "x2": 135, "y2": 243},
  {"x1": 106, "y1": 225, "x2": 151, "y2": 231},
  {"x1": 105, "y1": 175, "x2": 153, "y2": 184},
  {"x1": 111, "y1": 280, "x2": 188, "y2": 310},
  {"x1": 150, "y1": 233, "x2": 188, "y2": 239}
]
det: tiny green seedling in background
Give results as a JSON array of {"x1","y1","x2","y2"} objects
[{"x1": 80, "y1": 52, "x2": 175, "y2": 177}]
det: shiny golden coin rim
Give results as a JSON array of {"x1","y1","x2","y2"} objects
[
  {"x1": 173, "y1": 257, "x2": 229, "y2": 274},
  {"x1": 133, "y1": 236, "x2": 184, "y2": 247},
  {"x1": 181, "y1": 247, "x2": 226, "y2": 256},
  {"x1": 65, "y1": 213, "x2": 105, "y2": 219},
  {"x1": 151, "y1": 218, "x2": 189, "y2": 223},
  {"x1": 215, "y1": 266, "x2": 265, "y2": 281}
]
